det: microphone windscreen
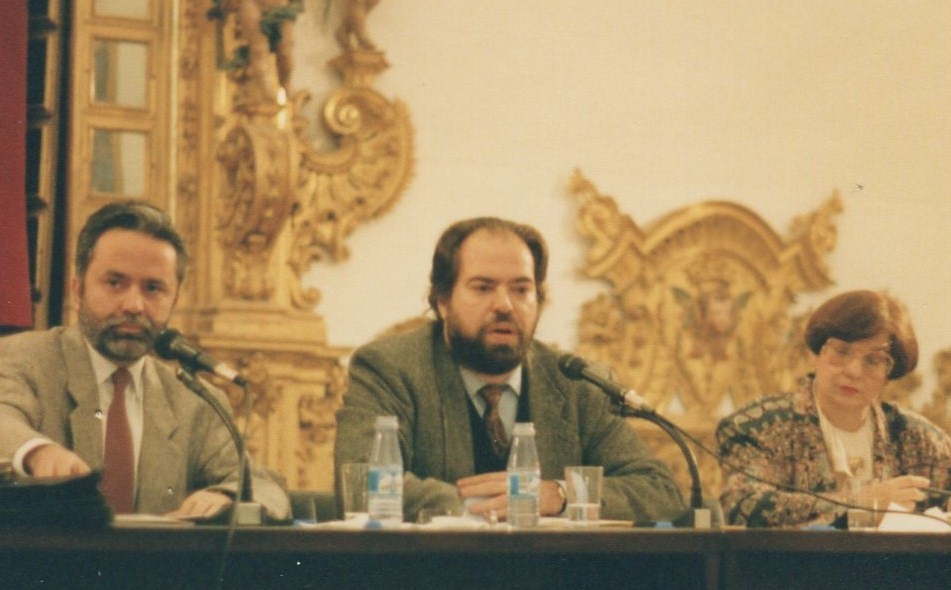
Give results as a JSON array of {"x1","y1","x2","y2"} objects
[
  {"x1": 557, "y1": 354, "x2": 587, "y2": 380},
  {"x1": 153, "y1": 329, "x2": 182, "y2": 360}
]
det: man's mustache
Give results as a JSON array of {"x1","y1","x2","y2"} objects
[
  {"x1": 101, "y1": 315, "x2": 157, "y2": 339},
  {"x1": 489, "y1": 311, "x2": 517, "y2": 326}
]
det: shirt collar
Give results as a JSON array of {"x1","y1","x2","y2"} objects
[
  {"x1": 459, "y1": 365, "x2": 522, "y2": 397},
  {"x1": 83, "y1": 338, "x2": 146, "y2": 399}
]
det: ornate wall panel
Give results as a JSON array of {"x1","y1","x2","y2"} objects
[
  {"x1": 569, "y1": 170, "x2": 950, "y2": 499},
  {"x1": 171, "y1": 0, "x2": 413, "y2": 491},
  {"x1": 920, "y1": 350, "x2": 951, "y2": 435},
  {"x1": 568, "y1": 170, "x2": 843, "y2": 498}
]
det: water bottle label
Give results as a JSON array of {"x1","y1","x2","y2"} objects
[
  {"x1": 508, "y1": 471, "x2": 540, "y2": 497},
  {"x1": 368, "y1": 467, "x2": 403, "y2": 496}
]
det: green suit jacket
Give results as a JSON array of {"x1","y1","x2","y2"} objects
[
  {"x1": 334, "y1": 322, "x2": 684, "y2": 522},
  {"x1": 0, "y1": 325, "x2": 289, "y2": 521}
]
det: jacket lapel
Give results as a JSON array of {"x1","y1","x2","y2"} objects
[
  {"x1": 431, "y1": 329, "x2": 476, "y2": 476},
  {"x1": 524, "y1": 348, "x2": 575, "y2": 474},
  {"x1": 135, "y1": 359, "x2": 182, "y2": 512},
  {"x1": 62, "y1": 326, "x2": 104, "y2": 467}
]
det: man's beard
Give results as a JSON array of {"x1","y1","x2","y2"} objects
[
  {"x1": 77, "y1": 306, "x2": 159, "y2": 364},
  {"x1": 446, "y1": 313, "x2": 533, "y2": 375}
]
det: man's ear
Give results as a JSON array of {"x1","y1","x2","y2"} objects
[
  {"x1": 70, "y1": 275, "x2": 82, "y2": 311},
  {"x1": 435, "y1": 298, "x2": 447, "y2": 322}
]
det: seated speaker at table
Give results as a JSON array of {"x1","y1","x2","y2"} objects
[
  {"x1": 334, "y1": 216, "x2": 686, "y2": 524},
  {"x1": 0, "y1": 201, "x2": 290, "y2": 521},
  {"x1": 717, "y1": 290, "x2": 951, "y2": 527}
]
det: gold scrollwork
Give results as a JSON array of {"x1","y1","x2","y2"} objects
[
  {"x1": 194, "y1": 0, "x2": 410, "y2": 491},
  {"x1": 213, "y1": 0, "x2": 413, "y2": 309},
  {"x1": 570, "y1": 169, "x2": 843, "y2": 418},
  {"x1": 569, "y1": 169, "x2": 844, "y2": 495},
  {"x1": 296, "y1": 362, "x2": 347, "y2": 489},
  {"x1": 920, "y1": 349, "x2": 951, "y2": 434},
  {"x1": 216, "y1": 122, "x2": 298, "y2": 300},
  {"x1": 286, "y1": 42, "x2": 414, "y2": 309}
]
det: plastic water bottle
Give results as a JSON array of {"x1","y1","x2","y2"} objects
[
  {"x1": 507, "y1": 422, "x2": 540, "y2": 528},
  {"x1": 367, "y1": 415, "x2": 403, "y2": 527}
]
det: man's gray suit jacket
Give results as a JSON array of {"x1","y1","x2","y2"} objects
[{"x1": 335, "y1": 322, "x2": 685, "y2": 523}]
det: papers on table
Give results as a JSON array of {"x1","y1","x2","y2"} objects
[
  {"x1": 876, "y1": 503, "x2": 951, "y2": 533},
  {"x1": 112, "y1": 513, "x2": 196, "y2": 527},
  {"x1": 295, "y1": 515, "x2": 632, "y2": 531}
]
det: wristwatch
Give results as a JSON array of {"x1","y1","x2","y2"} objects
[{"x1": 555, "y1": 480, "x2": 568, "y2": 515}]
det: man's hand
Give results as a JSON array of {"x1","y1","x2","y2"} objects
[
  {"x1": 165, "y1": 490, "x2": 234, "y2": 520},
  {"x1": 456, "y1": 472, "x2": 566, "y2": 520},
  {"x1": 457, "y1": 471, "x2": 508, "y2": 519},
  {"x1": 24, "y1": 443, "x2": 91, "y2": 478}
]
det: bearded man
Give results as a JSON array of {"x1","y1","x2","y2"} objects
[
  {"x1": 0, "y1": 201, "x2": 289, "y2": 521},
  {"x1": 333, "y1": 217, "x2": 683, "y2": 523}
]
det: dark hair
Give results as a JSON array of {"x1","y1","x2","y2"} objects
[
  {"x1": 427, "y1": 217, "x2": 548, "y2": 319},
  {"x1": 804, "y1": 290, "x2": 917, "y2": 379},
  {"x1": 75, "y1": 200, "x2": 188, "y2": 285}
]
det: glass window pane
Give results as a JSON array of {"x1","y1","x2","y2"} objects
[
  {"x1": 91, "y1": 129, "x2": 148, "y2": 197},
  {"x1": 93, "y1": 39, "x2": 148, "y2": 108},
  {"x1": 94, "y1": 0, "x2": 150, "y2": 20}
]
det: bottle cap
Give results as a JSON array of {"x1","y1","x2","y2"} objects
[
  {"x1": 375, "y1": 415, "x2": 398, "y2": 428},
  {"x1": 512, "y1": 422, "x2": 535, "y2": 436}
]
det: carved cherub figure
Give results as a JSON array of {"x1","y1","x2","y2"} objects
[
  {"x1": 336, "y1": 0, "x2": 380, "y2": 50},
  {"x1": 231, "y1": 0, "x2": 301, "y2": 102}
]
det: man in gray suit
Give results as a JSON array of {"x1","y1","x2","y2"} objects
[
  {"x1": 334, "y1": 217, "x2": 684, "y2": 523},
  {"x1": 0, "y1": 201, "x2": 289, "y2": 521}
]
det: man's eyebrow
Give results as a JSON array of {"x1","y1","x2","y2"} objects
[{"x1": 465, "y1": 276, "x2": 534, "y2": 285}]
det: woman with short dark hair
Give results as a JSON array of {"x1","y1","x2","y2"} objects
[{"x1": 717, "y1": 290, "x2": 951, "y2": 527}]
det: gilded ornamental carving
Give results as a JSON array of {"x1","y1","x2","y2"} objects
[
  {"x1": 216, "y1": 123, "x2": 298, "y2": 301},
  {"x1": 212, "y1": 0, "x2": 413, "y2": 310},
  {"x1": 568, "y1": 170, "x2": 948, "y2": 498},
  {"x1": 570, "y1": 169, "x2": 841, "y2": 421},
  {"x1": 171, "y1": 0, "x2": 413, "y2": 490},
  {"x1": 921, "y1": 349, "x2": 951, "y2": 435},
  {"x1": 568, "y1": 170, "x2": 843, "y2": 495}
]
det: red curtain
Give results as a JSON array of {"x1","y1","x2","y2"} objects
[{"x1": 0, "y1": 2, "x2": 32, "y2": 329}]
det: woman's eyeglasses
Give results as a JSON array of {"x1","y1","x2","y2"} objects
[{"x1": 820, "y1": 340, "x2": 894, "y2": 378}]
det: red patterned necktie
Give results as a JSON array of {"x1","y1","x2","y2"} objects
[
  {"x1": 101, "y1": 367, "x2": 134, "y2": 514},
  {"x1": 478, "y1": 384, "x2": 510, "y2": 460}
]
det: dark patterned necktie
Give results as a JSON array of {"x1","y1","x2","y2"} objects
[
  {"x1": 101, "y1": 367, "x2": 134, "y2": 514},
  {"x1": 478, "y1": 384, "x2": 510, "y2": 460}
]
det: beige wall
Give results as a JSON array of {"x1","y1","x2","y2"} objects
[{"x1": 293, "y1": 1, "x2": 951, "y2": 409}]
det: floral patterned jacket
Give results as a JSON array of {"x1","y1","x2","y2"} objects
[{"x1": 716, "y1": 376, "x2": 951, "y2": 527}]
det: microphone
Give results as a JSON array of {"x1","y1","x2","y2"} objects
[
  {"x1": 557, "y1": 354, "x2": 654, "y2": 413},
  {"x1": 558, "y1": 353, "x2": 708, "y2": 527},
  {"x1": 154, "y1": 329, "x2": 248, "y2": 387}
]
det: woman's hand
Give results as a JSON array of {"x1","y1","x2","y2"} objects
[{"x1": 858, "y1": 475, "x2": 929, "y2": 510}]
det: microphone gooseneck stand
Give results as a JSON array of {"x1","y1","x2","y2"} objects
[
  {"x1": 174, "y1": 366, "x2": 261, "y2": 524},
  {"x1": 558, "y1": 353, "x2": 712, "y2": 528},
  {"x1": 613, "y1": 404, "x2": 708, "y2": 528}
]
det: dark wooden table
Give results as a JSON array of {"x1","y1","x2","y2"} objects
[{"x1": 1, "y1": 524, "x2": 949, "y2": 589}]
